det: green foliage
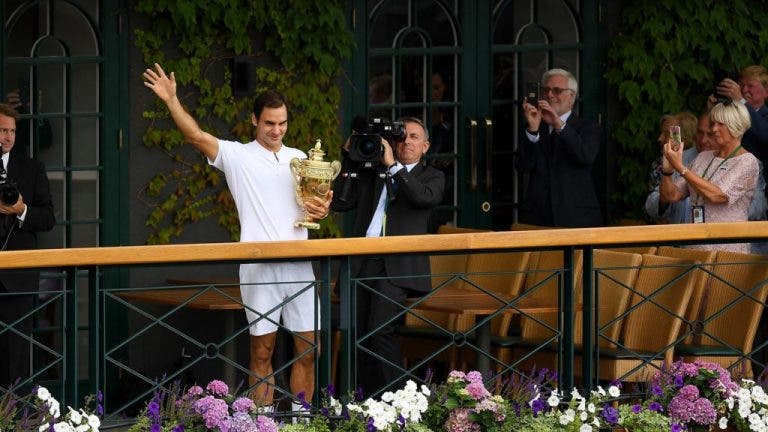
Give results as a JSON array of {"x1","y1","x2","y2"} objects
[
  {"x1": 616, "y1": 403, "x2": 671, "y2": 431},
  {"x1": 605, "y1": 0, "x2": 768, "y2": 219},
  {"x1": 136, "y1": 0, "x2": 353, "y2": 243}
]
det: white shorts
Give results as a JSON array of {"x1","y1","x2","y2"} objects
[{"x1": 239, "y1": 262, "x2": 320, "y2": 336}]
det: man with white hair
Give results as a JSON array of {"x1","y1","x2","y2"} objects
[{"x1": 518, "y1": 68, "x2": 602, "y2": 227}]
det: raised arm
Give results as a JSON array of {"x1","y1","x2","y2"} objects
[{"x1": 142, "y1": 63, "x2": 219, "y2": 161}]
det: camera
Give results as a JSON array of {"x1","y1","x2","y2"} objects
[
  {"x1": 348, "y1": 118, "x2": 406, "y2": 167},
  {"x1": 0, "y1": 179, "x2": 19, "y2": 206}
]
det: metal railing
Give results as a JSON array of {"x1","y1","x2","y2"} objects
[{"x1": 0, "y1": 222, "x2": 766, "y2": 420}]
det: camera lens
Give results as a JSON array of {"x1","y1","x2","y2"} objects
[{"x1": 358, "y1": 138, "x2": 380, "y2": 158}]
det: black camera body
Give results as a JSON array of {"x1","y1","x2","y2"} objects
[
  {"x1": 348, "y1": 118, "x2": 406, "y2": 167},
  {"x1": 0, "y1": 179, "x2": 19, "y2": 206}
]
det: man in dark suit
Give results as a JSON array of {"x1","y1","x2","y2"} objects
[
  {"x1": 517, "y1": 68, "x2": 602, "y2": 227},
  {"x1": 331, "y1": 117, "x2": 444, "y2": 395},
  {"x1": 0, "y1": 103, "x2": 56, "y2": 387}
]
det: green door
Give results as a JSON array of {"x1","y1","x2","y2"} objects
[
  {"x1": 352, "y1": 0, "x2": 603, "y2": 230},
  {"x1": 1, "y1": 0, "x2": 128, "y2": 396}
]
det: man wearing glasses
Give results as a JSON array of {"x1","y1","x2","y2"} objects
[{"x1": 517, "y1": 68, "x2": 603, "y2": 227}]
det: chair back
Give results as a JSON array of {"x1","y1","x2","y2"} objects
[
  {"x1": 517, "y1": 249, "x2": 584, "y2": 340},
  {"x1": 699, "y1": 251, "x2": 768, "y2": 352},
  {"x1": 621, "y1": 254, "x2": 697, "y2": 365},
  {"x1": 577, "y1": 249, "x2": 642, "y2": 348},
  {"x1": 655, "y1": 246, "x2": 717, "y2": 343}
]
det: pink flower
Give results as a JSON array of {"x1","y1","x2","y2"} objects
[
  {"x1": 678, "y1": 385, "x2": 699, "y2": 401},
  {"x1": 465, "y1": 371, "x2": 483, "y2": 384},
  {"x1": 206, "y1": 380, "x2": 229, "y2": 397},
  {"x1": 194, "y1": 395, "x2": 229, "y2": 429},
  {"x1": 465, "y1": 382, "x2": 491, "y2": 401},
  {"x1": 187, "y1": 385, "x2": 204, "y2": 396},
  {"x1": 232, "y1": 397, "x2": 255, "y2": 413},
  {"x1": 445, "y1": 407, "x2": 480, "y2": 432}
]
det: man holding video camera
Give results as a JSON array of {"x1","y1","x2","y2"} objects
[
  {"x1": 0, "y1": 103, "x2": 55, "y2": 387},
  {"x1": 331, "y1": 117, "x2": 444, "y2": 395},
  {"x1": 518, "y1": 68, "x2": 602, "y2": 227}
]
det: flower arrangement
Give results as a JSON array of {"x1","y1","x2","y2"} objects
[
  {"x1": 0, "y1": 385, "x2": 101, "y2": 432},
  {"x1": 647, "y1": 359, "x2": 739, "y2": 431},
  {"x1": 343, "y1": 380, "x2": 431, "y2": 432},
  {"x1": 128, "y1": 379, "x2": 279, "y2": 432},
  {"x1": 422, "y1": 370, "x2": 510, "y2": 432},
  {"x1": 727, "y1": 378, "x2": 768, "y2": 432},
  {"x1": 514, "y1": 384, "x2": 622, "y2": 431}
]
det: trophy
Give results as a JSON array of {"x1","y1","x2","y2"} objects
[{"x1": 290, "y1": 139, "x2": 341, "y2": 229}]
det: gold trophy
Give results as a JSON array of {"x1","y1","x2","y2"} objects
[{"x1": 290, "y1": 139, "x2": 341, "y2": 229}]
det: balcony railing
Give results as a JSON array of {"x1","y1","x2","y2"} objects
[{"x1": 0, "y1": 221, "x2": 767, "y2": 421}]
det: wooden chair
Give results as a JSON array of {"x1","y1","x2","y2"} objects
[
  {"x1": 655, "y1": 246, "x2": 717, "y2": 344},
  {"x1": 608, "y1": 246, "x2": 658, "y2": 255},
  {"x1": 676, "y1": 250, "x2": 768, "y2": 377},
  {"x1": 397, "y1": 225, "x2": 488, "y2": 369},
  {"x1": 586, "y1": 254, "x2": 697, "y2": 382},
  {"x1": 493, "y1": 249, "x2": 584, "y2": 371}
]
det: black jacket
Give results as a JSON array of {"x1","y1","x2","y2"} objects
[
  {"x1": 0, "y1": 152, "x2": 56, "y2": 292},
  {"x1": 331, "y1": 157, "x2": 445, "y2": 293}
]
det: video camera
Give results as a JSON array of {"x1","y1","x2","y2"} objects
[
  {"x1": 348, "y1": 118, "x2": 406, "y2": 168},
  {"x1": 0, "y1": 179, "x2": 19, "y2": 206}
]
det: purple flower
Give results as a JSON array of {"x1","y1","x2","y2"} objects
[
  {"x1": 255, "y1": 415, "x2": 279, "y2": 432},
  {"x1": 187, "y1": 385, "x2": 204, "y2": 396},
  {"x1": 354, "y1": 387, "x2": 365, "y2": 401},
  {"x1": 649, "y1": 401, "x2": 664, "y2": 412},
  {"x1": 296, "y1": 391, "x2": 311, "y2": 410},
  {"x1": 172, "y1": 425, "x2": 185, "y2": 432},
  {"x1": 325, "y1": 384, "x2": 336, "y2": 397},
  {"x1": 631, "y1": 404, "x2": 642, "y2": 414},
  {"x1": 232, "y1": 397, "x2": 255, "y2": 413},
  {"x1": 674, "y1": 374, "x2": 684, "y2": 388},
  {"x1": 651, "y1": 384, "x2": 663, "y2": 396},
  {"x1": 194, "y1": 395, "x2": 229, "y2": 429},
  {"x1": 206, "y1": 380, "x2": 229, "y2": 397},
  {"x1": 465, "y1": 371, "x2": 483, "y2": 384},
  {"x1": 678, "y1": 384, "x2": 699, "y2": 401},
  {"x1": 602, "y1": 406, "x2": 619, "y2": 424},
  {"x1": 366, "y1": 417, "x2": 376, "y2": 432},
  {"x1": 690, "y1": 397, "x2": 716, "y2": 425},
  {"x1": 150, "y1": 424, "x2": 161, "y2": 432},
  {"x1": 148, "y1": 400, "x2": 160, "y2": 417},
  {"x1": 671, "y1": 423, "x2": 684, "y2": 432},
  {"x1": 530, "y1": 398, "x2": 546, "y2": 416}
]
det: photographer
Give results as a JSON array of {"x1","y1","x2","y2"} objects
[
  {"x1": 0, "y1": 103, "x2": 56, "y2": 387},
  {"x1": 331, "y1": 117, "x2": 444, "y2": 395}
]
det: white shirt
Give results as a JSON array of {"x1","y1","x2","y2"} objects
[{"x1": 365, "y1": 161, "x2": 417, "y2": 237}]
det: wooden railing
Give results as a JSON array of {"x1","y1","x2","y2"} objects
[{"x1": 1, "y1": 221, "x2": 767, "y2": 417}]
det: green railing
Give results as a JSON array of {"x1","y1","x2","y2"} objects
[{"x1": 0, "y1": 222, "x2": 766, "y2": 421}]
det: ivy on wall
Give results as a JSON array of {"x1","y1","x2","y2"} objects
[
  {"x1": 605, "y1": 0, "x2": 768, "y2": 220},
  {"x1": 135, "y1": 1, "x2": 354, "y2": 243}
]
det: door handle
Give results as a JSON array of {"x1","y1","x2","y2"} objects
[
  {"x1": 469, "y1": 118, "x2": 478, "y2": 190},
  {"x1": 484, "y1": 118, "x2": 493, "y2": 192}
]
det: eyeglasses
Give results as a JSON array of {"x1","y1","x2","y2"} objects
[
  {"x1": 0, "y1": 128, "x2": 16, "y2": 136},
  {"x1": 540, "y1": 86, "x2": 574, "y2": 96}
]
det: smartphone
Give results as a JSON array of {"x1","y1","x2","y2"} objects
[
  {"x1": 525, "y1": 82, "x2": 540, "y2": 105},
  {"x1": 669, "y1": 125, "x2": 682, "y2": 151}
]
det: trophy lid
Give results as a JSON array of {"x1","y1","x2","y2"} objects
[{"x1": 307, "y1": 139, "x2": 326, "y2": 162}]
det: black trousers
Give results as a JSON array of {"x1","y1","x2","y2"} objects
[
  {"x1": 0, "y1": 291, "x2": 33, "y2": 388},
  {"x1": 355, "y1": 258, "x2": 410, "y2": 397}
]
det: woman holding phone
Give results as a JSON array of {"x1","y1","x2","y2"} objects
[{"x1": 660, "y1": 101, "x2": 759, "y2": 252}]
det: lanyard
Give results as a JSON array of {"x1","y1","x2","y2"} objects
[{"x1": 700, "y1": 145, "x2": 742, "y2": 181}]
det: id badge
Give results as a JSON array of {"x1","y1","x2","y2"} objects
[{"x1": 691, "y1": 205, "x2": 705, "y2": 223}]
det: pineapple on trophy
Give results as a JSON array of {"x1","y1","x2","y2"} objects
[{"x1": 290, "y1": 139, "x2": 341, "y2": 229}]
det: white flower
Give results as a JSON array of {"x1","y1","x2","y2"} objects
[
  {"x1": 547, "y1": 393, "x2": 560, "y2": 407},
  {"x1": 53, "y1": 422, "x2": 75, "y2": 432},
  {"x1": 580, "y1": 410, "x2": 588, "y2": 421},
  {"x1": 87, "y1": 414, "x2": 101, "y2": 429},
  {"x1": 68, "y1": 406, "x2": 83, "y2": 424},
  {"x1": 37, "y1": 386, "x2": 51, "y2": 402},
  {"x1": 579, "y1": 424, "x2": 593, "y2": 432},
  {"x1": 596, "y1": 386, "x2": 606, "y2": 397},
  {"x1": 420, "y1": 384, "x2": 430, "y2": 396},
  {"x1": 587, "y1": 402, "x2": 596, "y2": 413},
  {"x1": 75, "y1": 425, "x2": 90, "y2": 432},
  {"x1": 607, "y1": 385, "x2": 620, "y2": 398},
  {"x1": 48, "y1": 399, "x2": 61, "y2": 418},
  {"x1": 718, "y1": 417, "x2": 729, "y2": 429}
]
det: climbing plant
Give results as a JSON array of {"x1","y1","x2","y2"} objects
[
  {"x1": 135, "y1": 0, "x2": 354, "y2": 243},
  {"x1": 605, "y1": 0, "x2": 768, "y2": 220}
]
